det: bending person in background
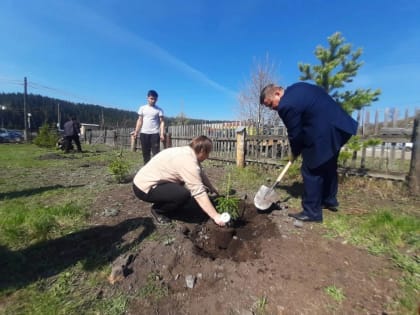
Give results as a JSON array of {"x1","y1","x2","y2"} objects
[
  {"x1": 133, "y1": 90, "x2": 165, "y2": 164},
  {"x1": 260, "y1": 82, "x2": 358, "y2": 222},
  {"x1": 132, "y1": 135, "x2": 226, "y2": 226},
  {"x1": 63, "y1": 116, "x2": 82, "y2": 153}
]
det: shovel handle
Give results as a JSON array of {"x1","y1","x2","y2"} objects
[{"x1": 273, "y1": 161, "x2": 292, "y2": 185}]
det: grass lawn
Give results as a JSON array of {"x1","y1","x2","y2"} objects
[{"x1": 0, "y1": 143, "x2": 419, "y2": 314}]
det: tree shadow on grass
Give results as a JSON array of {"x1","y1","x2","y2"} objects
[
  {"x1": 0, "y1": 184, "x2": 85, "y2": 200},
  {"x1": 0, "y1": 217, "x2": 155, "y2": 291}
]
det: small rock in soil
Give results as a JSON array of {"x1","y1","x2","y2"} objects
[
  {"x1": 185, "y1": 274, "x2": 196, "y2": 289},
  {"x1": 293, "y1": 220, "x2": 304, "y2": 228}
]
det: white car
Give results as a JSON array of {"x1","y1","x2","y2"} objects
[{"x1": 404, "y1": 142, "x2": 413, "y2": 151}]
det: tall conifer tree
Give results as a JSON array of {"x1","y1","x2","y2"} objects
[{"x1": 299, "y1": 32, "x2": 381, "y2": 113}]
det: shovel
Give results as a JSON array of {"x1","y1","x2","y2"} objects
[{"x1": 253, "y1": 161, "x2": 292, "y2": 210}]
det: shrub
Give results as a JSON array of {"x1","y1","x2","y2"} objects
[
  {"x1": 33, "y1": 123, "x2": 60, "y2": 148},
  {"x1": 108, "y1": 151, "x2": 130, "y2": 183},
  {"x1": 339, "y1": 136, "x2": 382, "y2": 166}
]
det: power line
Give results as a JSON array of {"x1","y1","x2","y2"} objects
[
  {"x1": 26, "y1": 80, "x2": 118, "y2": 108},
  {"x1": 28, "y1": 81, "x2": 90, "y2": 102},
  {"x1": 1, "y1": 76, "x2": 96, "y2": 104},
  {"x1": 0, "y1": 76, "x2": 23, "y2": 85}
]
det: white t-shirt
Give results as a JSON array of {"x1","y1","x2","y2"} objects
[{"x1": 138, "y1": 104, "x2": 164, "y2": 134}]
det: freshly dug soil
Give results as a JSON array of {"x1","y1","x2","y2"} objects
[{"x1": 87, "y1": 182, "x2": 401, "y2": 315}]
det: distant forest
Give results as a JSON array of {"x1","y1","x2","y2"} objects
[{"x1": 0, "y1": 93, "x2": 225, "y2": 130}]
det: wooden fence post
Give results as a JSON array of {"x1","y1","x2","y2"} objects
[
  {"x1": 408, "y1": 112, "x2": 420, "y2": 196},
  {"x1": 165, "y1": 133, "x2": 172, "y2": 148},
  {"x1": 86, "y1": 129, "x2": 92, "y2": 144},
  {"x1": 113, "y1": 130, "x2": 117, "y2": 147},
  {"x1": 236, "y1": 126, "x2": 246, "y2": 168},
  {"x1": 130, "y1": 134, "x2": 137, "y2": 151}
]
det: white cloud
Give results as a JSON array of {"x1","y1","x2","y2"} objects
[{"x1": 49, "y1": 1, "x2": 237, "y2": 98}]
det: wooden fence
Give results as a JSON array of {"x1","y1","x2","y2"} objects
[
  {"x1": 83, "y1": 107, "x2": 419, "y2": 184},
  {"x1": 83, "y1": 127, "x2": 133, "y2": 148}
]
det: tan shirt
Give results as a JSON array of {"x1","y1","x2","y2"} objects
[{"x1": 133, "y1": 146, "x2": 207, "y2": 197}]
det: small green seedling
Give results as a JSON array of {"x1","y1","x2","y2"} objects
[
  {"x1": 253, "y1": 295, "x2": 268, "y2": 315},
  {"x1": 215, "y1": 173, "x2": 241, "y2": 220},
  {"x1": 324, "y1": 285, "x2": 345, "y2": 303}
]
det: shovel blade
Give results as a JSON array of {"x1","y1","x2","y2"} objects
[{"x1": 253, "y1": 185, "x2": 279, "y2": 210}]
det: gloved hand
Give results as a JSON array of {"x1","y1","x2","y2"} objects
[{"x1": 213, "y1": 213, "x2": 226, "y2": 227}]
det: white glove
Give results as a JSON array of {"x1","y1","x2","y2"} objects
[
  {"x1": 213, "y1": 213, "x2": 230, "y2": 226},
  {"x1": 213, "y1": 214, "x2": 226, "y2": 226}
]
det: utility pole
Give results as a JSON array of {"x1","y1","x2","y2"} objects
[
  {"x1": 408, "y1": 112, "x2": 420, "y2": 196},
  {"x1": 1, "y1": 105, "x2": 6, "y2": 128},
  {"x1": 23, "y1": 77, "x2": 28, "y2": 141},
  {"x1": 57, "y1": 103, "x2": 61, "y2": 129}
]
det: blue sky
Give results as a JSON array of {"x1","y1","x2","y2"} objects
[{"x1": 1, "y1": 0, "x2": 419, "y2": 121}]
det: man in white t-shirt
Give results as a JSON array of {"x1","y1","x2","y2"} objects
[{"x1": 133, "y1": 90, "x2": 165, "y2": 164}]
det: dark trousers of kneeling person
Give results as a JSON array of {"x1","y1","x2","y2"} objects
[
  {"x1": 140, "y1": 133, "x2": 160, "y2": 164},
  {"x1": 64, "y1": 135, "x2": 82, "y2": 153},
  {"x1": 133, "y1": 182, "x2": 191, "y2": 222}
]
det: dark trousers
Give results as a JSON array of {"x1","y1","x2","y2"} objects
[
  {"x1": 133, "y1": 183, "x2": 191, "y2": 214},
  {"x1": 140, "y1": 133, "x2": 160, "y2": 164},
  {"x1": 301, "y1": 154, "x2": 339, "y2": 220},
  {"x1": 64, "y1": 135, "x2": 82, "y2": 152}
]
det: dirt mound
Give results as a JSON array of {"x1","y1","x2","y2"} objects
[{"x1": 187, "y1": 203, "x2": 279, "y2": 262}]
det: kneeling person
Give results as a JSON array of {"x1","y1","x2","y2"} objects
[{"x1": 132, "y1": 135, "x2": 226, "y2": 226}]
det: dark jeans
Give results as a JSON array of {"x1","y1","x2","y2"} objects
[
  {"x1": 140, "y1": 133, "x2": 160, "y2": 164},
  {"x1": 301, "y1": 153, "x2": 339, "y2": 220},
  {"x1": 64, "y1": 135, "x2": 82, "y2": 152},
  {"x1": 133, "y1": 183, "x2": 191, "y2": 214}
]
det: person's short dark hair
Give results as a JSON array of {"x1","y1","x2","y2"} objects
[
  {"x1": 147, "y1": 90, "x2": 158, "y2": 98},
  {"x1": 260, "y1": 83, "x2": 277, "y2": 105},
  {"x1": 190, "y1": 135, "x2": 213, "y2": 155}
]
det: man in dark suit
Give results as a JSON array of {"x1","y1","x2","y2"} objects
[{"x1": 260, "y1": 82, "x2": 358, "y2": 222}]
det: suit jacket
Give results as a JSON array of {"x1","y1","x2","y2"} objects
[
  {"x1": 63, "y1": 120, "x2": 80, "y2": 137},
  {"x1": 278, "y1": 82, "x2": 358, "y2": 169}
]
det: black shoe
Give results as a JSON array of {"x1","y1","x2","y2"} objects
[
  {"x1": 323, "y1": 205, "x2": 339, "y2": 212},
  {"x1": 151, "y1": 208, "x2": 171, "y2": 225},
  {"x1": 288, "y1": 211, "x2": 322, "y2": 222}
]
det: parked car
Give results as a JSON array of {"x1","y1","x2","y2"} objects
[
  {"x1": 0, "y1": 128, "x2": 9, "y2": 142},
  {"x1": 404, "y1": 142, "x2": 413, "y2": 151},
  {"x1": 395, "y1": 142, "x2": 414, "y2": 151},
  {"x1": 0, "y1": 128, "x2": 24, "y2": 143}
]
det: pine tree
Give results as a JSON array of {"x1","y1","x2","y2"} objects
[{"x1": 298, "y1": 32, "x2": 381, "y2": 113}]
